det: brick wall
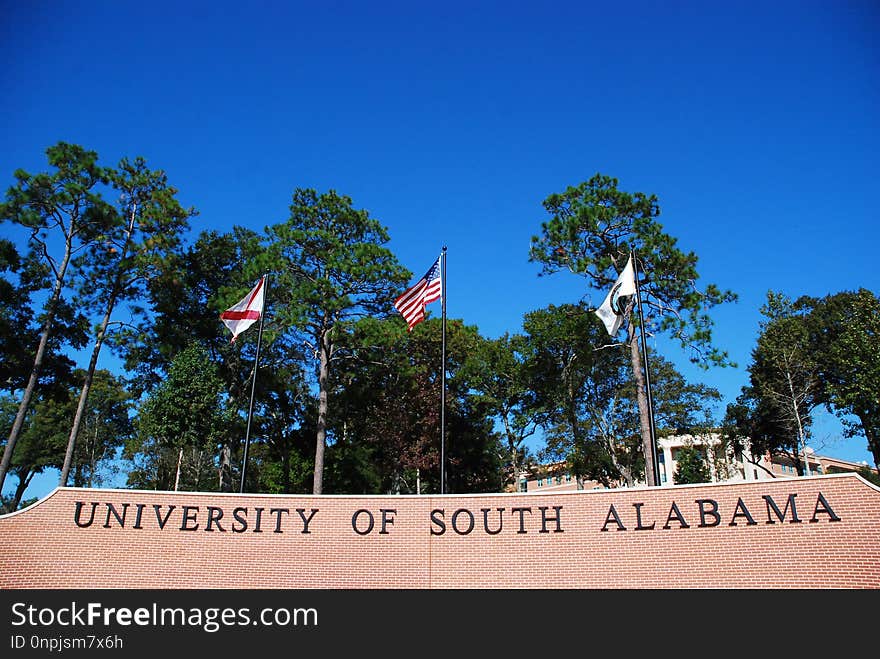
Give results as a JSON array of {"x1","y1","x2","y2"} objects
[{"x1": 1, "y1": 473, "x2": 877, "y2": 589}]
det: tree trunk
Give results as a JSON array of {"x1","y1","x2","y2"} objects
[
  {"x1": 194, "y1": 449, "x2": 203, "y2": 491},
  {"x1": 12, "y1": 470, "x2": 34, "y2": 510},
  {"x1": 313, "y1": 329, "x2": 331, "y2": 494},
  {"x1": 59, "y1": 203, "x2": 137, "y2": 487},
  {"x1": 218, "y1": 441, "x2": 233, "y2": 492},
  {"x1": 502, "y1": 415, "x2": 518, "y2": 490},
  {"x1": 281, "y1": 446, "x2": 290, "y2": 493},
  {"x1": 563, "y1": 356, "x2": 586, "y2": 490},
  {"x1": 568, "y1": 403, "x2": 585, "y2": 491},
  {"x1": 0, "y1": 234, "x2": 74, "y2": 492},
  {"x1": 605, "y1": 434, "x2": 634, "y2": 487},
  {"x1": 785, "y1": 371, "x2": 811, "y2": 477},
  {"x1": 593, "y1": 400, "x2": 635, "y2": 488},
  {"x1": 862, "y1": 418, "x2": 880, "y2": 473},
  {"x1": 628, "y1": 323, "x2": 658, "y2": 488},
  {"x1": 88, "y1": 421, "x2": 99, "y2": 488},
  {"x1": 174, "y1": 447, "x2": 183, "y2": 491},
  {"x1": 59, "y1": 299, "x2": 115, "y2": 486}
]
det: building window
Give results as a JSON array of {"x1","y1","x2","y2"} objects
[
  {"x1": 519, "y1": 479, "x2": 528, "y2": 492},
  {"x1": 556, "y1": 475, "x2": 562, "y2": 484},
  {"x1": 565, "y1": 473, "x2": 572, "y2": 482},
  {"x1": 537, "y1": 478, "x2": 543, "y2": 487}
]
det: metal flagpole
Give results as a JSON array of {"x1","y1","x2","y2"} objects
[
  {"x1": 631, "y1": 251, "x2": 661, "y2": 486},
  {"x1": 240, "y1": 273, "x2": 268, "y2": 494},
  {"x1": 440, "y1": 246, "x2": 447, "y2": 494}
]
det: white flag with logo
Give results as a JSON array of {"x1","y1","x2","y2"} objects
[
  {"x1": 220, "y1": 276, "x2": 266, "y2": 342},
  {"x1": 595, "y1": 255, "x2": 636, "y2": 336}
]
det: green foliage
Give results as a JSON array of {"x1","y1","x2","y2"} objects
[
  {"x1": 0, "y1": 238, "x2": 82, "y2": 395},
  {"x1": 131, "y1": 345, "x2": 227, "y2": 490},
  {"x1": 59, "y1": 152, "x2": 196, "y2": 486},
  {"x1": 116, "y1": 227, "x2": 265, "y2": 396},
  {"x1": 1, "y1": 142, "x2": 110, "y2": 239},
  {"x1": 722, "y1": 391, "x2": 772, "y2": 458},
  {"x1": 0, "y1": 142, "x2": 109, "y2": 345},
  {"x1": 521, "y1": 302, "x2": 633, "y2": 487},
  {"x1": 724, "y1": 291, "x2": 860, "y2": 474},
  {"x1": 328, "y1": 316, "x2": 502, "y2": 494},
  {"x1": 673, "y1": 444, "x2": 711, "y2": 484},
  {"x1": 0, "y1": 394, "x2": 67, "y2": 508},
  {"x1": 112, "y1": 226, "x2": 278, "y2": 492},
  {"x1": 0, "y1": 143, "x2": 109, "y2": 489},
  {"x1": 806, "y1": 289, "x2": 880, "y2": 470},
  {"x1": 465, "y1": 332, "x2": 538, "y2": 488},
  {"x1": 0, "y1": 240, "x2": 38, "y2": 393},
  {"x1": 114, "y1": 224, "x2": 317, "y2": 494},
  {"x1": 650, "y1": 355, "x2": 721, "y2": 434},
  {"x1": 0, "y1": 368, "x2": 129, "y2": 505},
  {"x1": 0, "y1": 494, "x2": 38, "y2": 514},
  {"x1": 726, "y1": 289, "x2": 880, "y2": 474},
  {"x1": 251, "y1": 437, "x2": 315, "y2": 494},
  {"x1": 263, "y1": 188, "x2": 411, "y2": 493},
  {"x1": 329, "y1": 316, "x2": 441, "y2": 492},
  {"x1": 856, "y1": 466, "x2": 880, "y2": 487},
  {"x1": 735, "y1": 292, "x2": 822, "y2": 474},
  {"x1": 246, "y1": 356, "x2": 314, "y2": 494},
  {"x1": 266, "y1": 188, "x2": 410, "y2": 334},
  {"x1": 68, "y1": 370, "x2": 133, "y2": 488},
  {"x1": 519, "y1": 301, "x2": 722, "y2": 488},
  {"x1": 72, "y1": 154, "x2": 196, "y2": 316},
  {"x1": 324, "y1": 439, "x2": 385, "y2": 495},
  {"x1": 528, "y1": 174, "x2": 735, "y2": 489},
  {"x1": 529, "y1": 173, "x2": 737, "y2": 368}
]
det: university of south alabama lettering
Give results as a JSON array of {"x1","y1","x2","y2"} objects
[{"x1": 71, "y1": 491, "x2": 841, "y2": 536}]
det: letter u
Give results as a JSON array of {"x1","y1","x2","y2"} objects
[
  {"x1": 482, "y1": 508, "x2": 504, "y2": 535},
  {"x1": 74, "y1": 501, "x2": 98, "y2": 528}
]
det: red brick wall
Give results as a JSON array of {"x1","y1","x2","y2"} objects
[{"x1": 1, "y1": 474, "x2": 877, "y2": 589}]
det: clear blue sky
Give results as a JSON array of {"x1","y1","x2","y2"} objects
[{"x1": 2, "y1": 0, "x2": 878, "y2": 500}]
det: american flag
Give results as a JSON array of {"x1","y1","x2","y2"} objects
[{"x1": 394, "y1": 256, "x2": 442, "y2": 331}]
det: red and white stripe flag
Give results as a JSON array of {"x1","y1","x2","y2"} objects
[
  {"x1": 220, "y1": 276, "x2": 266, "y2": 342},
  {"x1": 394, "y1": 256, "x2": 442, "y2": 331}
]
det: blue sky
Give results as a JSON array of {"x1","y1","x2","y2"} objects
[{"x1": 2, "y1": 0, "x2": 878, "y2": 500}]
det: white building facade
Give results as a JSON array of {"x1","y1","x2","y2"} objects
[{"x1": 656, "y1": 433, "x2": 773, "y2": 486}]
